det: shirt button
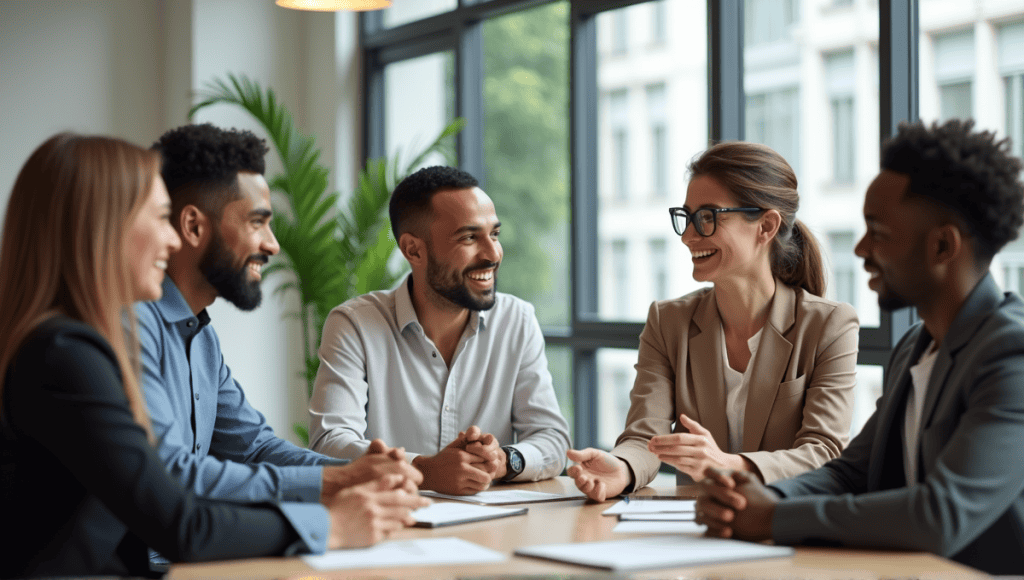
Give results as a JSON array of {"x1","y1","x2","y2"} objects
[
  {"x1": 445, "y1": 405, "x2": 450, "y2": 411},
  {"x1": 432, "y1": 352, "x2": 437, "y2": 358},
  {"x1": 187, "y1": 320, "x2": 195, "y2": 328},
  {"x1": 194, "y1": 393, "x2": 199, "y2": 400},
  {"x1": 195, "y1": 444, "x2": 200, "y2": 452}
]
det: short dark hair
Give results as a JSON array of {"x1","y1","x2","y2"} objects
[
  {"x1": 882, "y1": 119, "x2": 1024, "y2": 264},
  {"x1": 389, "y1": 165, "x2": 479, "y2": 240},
  {"x1": 152, "y1": 123, "x2": 269, "y2": 219}
]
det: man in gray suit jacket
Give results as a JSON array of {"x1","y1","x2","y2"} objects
[{"x1": 695, "y1": 119, "x2": 1024, "y2": 575}]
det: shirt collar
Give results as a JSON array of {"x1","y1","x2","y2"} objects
[
  {"x1": 155, "y1": 276, "x2": 211, "y2": 331},
  {"x1": 395, "y1": 275, "x2": 487, "y2": 334}
]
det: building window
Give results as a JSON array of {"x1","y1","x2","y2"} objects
[
  {"x1": 933, "y1": 30, "x2": 974, "y2": 122},
  {"x1": 746, "y1": 88, "x2": 800, "y2": 175},
  {"x1": 611, "y1": 9, "x2": 628, "y2": 54},
  {"x1": 825, "y1": 50, "x2": 856, "y2": 184},
  {"x1": 609, "y1": 89, "x2": 630, "y2": 201},
  {"x1": 999, "y1": 22, "x2": 1024, "y2": 158},
  {"x1": 744, "y1": 0, "x2": 797, "y2": 47},
  {"x1": 651, "y1": 0, "x2": 667, "y2": 45},
  {"x1": 646, "y1": 83, "x2": 667, "y2": 199},
  {"x1": 611, "y1": 239, "x2": 630, "y2": 319},
  {"x1": 829, "y1": 231, "x2": 857, "y2": 307},
  {"x1": 649, "y1": 238, "x2": 668, "y2": 302}
]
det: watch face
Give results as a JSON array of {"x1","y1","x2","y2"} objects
[{"x1": 510, "y1": 450, "x2": 523, "y2": 472}]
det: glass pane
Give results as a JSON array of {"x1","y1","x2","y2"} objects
[
  {"x1": 384, "y1": 51, "x2": 455, "y2": 172},
  {"x1": 851, "y1": 365, "x2": 883, "y2": 439},
  {"x1": 919, "y1": 7, "x2": 1024, "y2": 291},
  {"x1": 743, "y1": 0, "x2": 880, "y2": 327},
  {"x1": 596, "y1": 348, "x2": 637, "y2": 450},
  {"x1": 383, "y1": 0, "x2": 457, "y2": 29},
  {"x1": 596, "y1": 0, "x2": 709, "y2": 322},
  {"x1": 482, "y1": 2, "x2": 570, "y2": 327},
  {"x1": 546, "y1": 345, "x2": 573, "y2": 435}
]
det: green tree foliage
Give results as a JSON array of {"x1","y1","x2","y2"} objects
[{"x1": 483, "y1": 2, "x2": 570, "y2": 325}]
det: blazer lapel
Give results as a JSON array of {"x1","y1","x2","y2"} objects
[
  {"x1": 689, "y1": 288, "x2": 729, "y2": 447},
  {"x1": 742, "y1": 282, "x2": 795, "y2": 451}
]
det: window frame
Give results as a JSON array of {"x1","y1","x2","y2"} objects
[{"x1": 360, "y1": 0, "x2": 920, "y2": 448}]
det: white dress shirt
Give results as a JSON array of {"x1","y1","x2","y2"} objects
[
  {"x1": 904, "y1": 340, "x2": 938, "y2": 484},
  {"x1": 720, "y1": 324, "x2": 764, "y2": 454},
  {"x1": 307, "y1": 276, "x2": 571, "y2": 482}
]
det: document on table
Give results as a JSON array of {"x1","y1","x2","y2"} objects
[
  {"x1": 602, "y1": 499, "x2": 696, "y2": 516},
  {"x1": 613, "y1": 520, "x2": 707, "y2": 534},
  {"x1": 515, "y1": 535, "x2": 794, "y2": 571},
  {"x1": 302, "y1": 538, "x2": 505, "y2": 570},
  {"x1": 420, "y1": 488, "x2": 586, "y2": 505},
  {"x1": 412, "y1": 502, "x2": 527, "y2": 528}
]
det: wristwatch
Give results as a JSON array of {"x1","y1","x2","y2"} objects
[{"x1": 501, "y1": 445, "x2": 524, "y2": 482}]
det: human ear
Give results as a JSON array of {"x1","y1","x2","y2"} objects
[
  {"x1": 399, "y1": 232, "x2": 426, "y2": 267},
  {"x1": 931, "y1": 224, "x2": 962, "y2": 266},
  {"x1": 759, "y1": 210, "x2": 783, "y2": 243},
  {"x1": 178, "y1": 205, "x2": 209, "y2": 249}
]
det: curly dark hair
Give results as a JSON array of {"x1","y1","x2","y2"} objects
[
  {"x1": 152, "y1": 123, "x2": 269, "y2": 217},
  {"x1": 389, "y1": 165, "x2": 479, "y2": 240},
  {"x1": 882, "y1": 119, "x2": 1024, "y2": 263}
]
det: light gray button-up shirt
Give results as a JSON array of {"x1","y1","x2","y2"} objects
[{"x1": 308, "y1": 277, "x2": 571, "y2": 482}]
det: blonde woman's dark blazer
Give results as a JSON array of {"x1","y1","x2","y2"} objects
[{"x1": 612, "y1": 281, "x2": 859, "y2": 485}]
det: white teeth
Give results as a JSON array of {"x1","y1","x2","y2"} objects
[
  {"x1": 155, "y1": 260, "x2": 167, "y2": 270},
  {"x1": 249, "y1": 263, "x2": 263, "y2": 273},
  {"x1": 692, "y1": 249, "x2": 716, "y2": 259},
  {"x1": 468, "y1": 270, "x2": 493, "y2": 281}
]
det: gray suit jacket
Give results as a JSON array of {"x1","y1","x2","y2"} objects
[{"x1": 770, "y1": 274, "x2": 1024, "y2": 575}]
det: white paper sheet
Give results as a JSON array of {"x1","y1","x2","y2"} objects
[
  {"x1": 613, "y1": 520, "x2": 707, "y2": 534},
  {"x1": 602, "y1": 499, "x2": 696, "y2": 516},
  {"x1": 302, "y1": 538, "x2": 505, "y2": 570},
  {"x1": 419, "y1": 489, "x2": 585, "y2": 505},
  {"x1": 515, "y1": 535, "x2": 794, "y2": 571},
  {"x1": 412, "y1": 502, "x2": 526, "y2": 527}
]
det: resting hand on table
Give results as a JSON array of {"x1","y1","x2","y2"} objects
[
  {"x1": 319, "y1": 439, "x2": 423, "y2": 503},
  {"x1": 566, "y1": 448, "x2": 631, "y2": 502},
  {"x1": 695, "y1": 468, "x2": 777, "y2": 541},
  {"x1": 325, "y1": 473, "x2": 430, "y2": 549},
  {"x1": 413, "y1": 426, "x2": 495, "y2": 495},
  {"x1": 648, "y1": 414, "x2": 754, "y2": 482}
]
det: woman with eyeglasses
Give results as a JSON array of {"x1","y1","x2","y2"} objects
[
  {"x1": 567, "y1": 141, "x2": 858, "y2": 500},
  {"x1": 0, "y1": 134, "x2": 426, "y2": 578}
]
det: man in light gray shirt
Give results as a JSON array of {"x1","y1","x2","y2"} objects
[{"x1": 309, "y1": 166, "x2": 571, "y2": 495}]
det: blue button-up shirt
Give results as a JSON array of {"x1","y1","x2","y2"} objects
[{"x1": 137, "y1": 277, "x2": 330, "y2": 552}]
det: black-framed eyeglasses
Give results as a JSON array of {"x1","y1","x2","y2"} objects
[{"x1": 668, "y1": 207, "x2": 764, "y2": 237}]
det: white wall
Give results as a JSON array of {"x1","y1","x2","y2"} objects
[{"x1": 0, "y1": 0, "x2": 361, "y2": 445}]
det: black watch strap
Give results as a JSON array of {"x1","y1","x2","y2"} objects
[{"x1": 501, "y1": 445, "x2": 524, "y2": 481}]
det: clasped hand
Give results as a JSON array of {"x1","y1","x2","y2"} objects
[
  {"x1": 695, "y1": 467, "x2": 777, "y2": 541},
  {"x1": 320, "y1": 438, "x2": 423, "y2": 503},
  {"x1": 413, "y1": 425, "x2": 507, "y2": 495}
]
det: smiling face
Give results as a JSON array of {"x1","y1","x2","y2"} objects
[
  {"x1": 680, "y1": 175, "x2": 767, "y2": 285},
  {"x1": 126, "y1": 175, "x2": 182, "y2": 302},
  {"x1": 854, "y1": 170, "x2": 932, "y2": 311},
  {"x1": 423, "y1": 187, "x2": 502, "y2": 311},
  {"x1": 198, "y1": 171, "x2": 279, "y2": 311}
]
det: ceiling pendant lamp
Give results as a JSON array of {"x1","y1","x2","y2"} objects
[{"x1": 275, "y1": 0, "x2": 392, "y2": 11}]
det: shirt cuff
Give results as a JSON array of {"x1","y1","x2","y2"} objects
[
  {"x1": 508, "y1": 443, "x2": 543, "y2": 482},
  {"x1": 278, "y1": 466, "x2": 325, "y2": 503},
  {"x1": 278, "y1": 502, "x2": 331, "y2": 555}
]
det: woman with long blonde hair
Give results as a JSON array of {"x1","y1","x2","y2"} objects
[{"x1": 0, "y1": 133, "x2": 424, "y2": 578}]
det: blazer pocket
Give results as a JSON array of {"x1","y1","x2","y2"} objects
[{"x1": 776, "y1": 375, "x2": 808, "y2": 399}]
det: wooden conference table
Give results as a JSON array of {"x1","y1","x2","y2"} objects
[{"x1": 168, "y1": 477, "x2": 986, "y2": 579}]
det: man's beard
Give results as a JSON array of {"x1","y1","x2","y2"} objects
[
  {"x1": 877, "y1": 289, "x2": 912, "y2": 312},
  {"x1": 426, "y1": 251, "x2": 498, "y2": 312},
  {"x1": 199, "y1": 230, "x2": 267, "y2": 311}
]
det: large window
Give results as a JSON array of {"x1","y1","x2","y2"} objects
[{"x1": 359, "y1": 0, "x2": 1021, "y2": 449}]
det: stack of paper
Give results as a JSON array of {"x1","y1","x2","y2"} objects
[
  {"x1": 412, "y1": 502, "x2": 527, "y2": 528},
  {"x1": 603, "y1": 499, "x2": 704, "y2": 534},
  {"x1": 515, "y1": 535, "x2": 794, "y2": 571},
  {"x1": 420, "y1": 488, "x2": 586, "y2": 505},
  {"x1": 302, "y1": 538, "x2": 505, "y2": 570}
]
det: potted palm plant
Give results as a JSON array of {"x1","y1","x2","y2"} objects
[{"x1": 190, "y1": 73, "x2": 464, "y2": 443}]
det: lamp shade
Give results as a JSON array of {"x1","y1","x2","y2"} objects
[{"x1": 275, "y1": 0, "x2": 391, "y2": 11}]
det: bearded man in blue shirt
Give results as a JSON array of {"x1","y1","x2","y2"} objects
[{"x1": 138, "y1": 123, "x2": 423, "y2": 552}]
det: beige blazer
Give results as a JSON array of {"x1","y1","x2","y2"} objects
[{"x1": 612, "y1": 282, "x2": 859, "y2": 485}]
